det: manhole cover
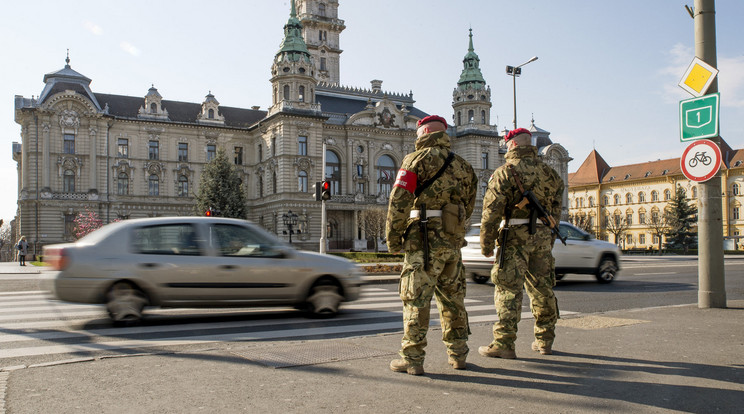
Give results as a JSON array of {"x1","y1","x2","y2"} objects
[{"x1": 231, "y1": 341, "x2": 395, "y2": 368}]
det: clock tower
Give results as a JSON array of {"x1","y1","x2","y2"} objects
[{"x1": 295, "y1": 0, "x2": 346, "y2": 85}]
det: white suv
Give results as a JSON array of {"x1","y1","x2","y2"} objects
[{"x1": 462, "y1": 222, "x2": 621, "y2": 284}]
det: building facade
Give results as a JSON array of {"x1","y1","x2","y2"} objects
[
  {"x1": 567, "y1": 144, "x2": 744, "y2": 250},
  {"x1": 12, "y1": 1, "x2": 571, "y2": 255}
]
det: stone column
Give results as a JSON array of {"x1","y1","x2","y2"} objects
[
  {"x1": 89, "y1": 126, "x2": 97, "y2": 191},
  {"x1": 41, "y1": 122, "x2": 51, "y2": 190}
]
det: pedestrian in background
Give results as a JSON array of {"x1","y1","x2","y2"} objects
[
  {"x1": 386, "y1": 115, "x2": 478, "y2": 375},
  {"x1": 17, "y1": 236, "x2": 29, "y2": 266},
  {"x1": 479, "y1": 128, "x2": 564, "y2": 358}
]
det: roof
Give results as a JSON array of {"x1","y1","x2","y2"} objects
[{"x1": 569, "y1": 150, "x2": 611, "y2": 186}]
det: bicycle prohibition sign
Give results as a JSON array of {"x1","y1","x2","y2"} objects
[{"x1": 681, "y1": 139, "x2": 722, "y2": 183}]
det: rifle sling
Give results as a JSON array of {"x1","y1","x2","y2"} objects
[{"x1": 415, "y1": 151, "x2": 455, "y2": 198}]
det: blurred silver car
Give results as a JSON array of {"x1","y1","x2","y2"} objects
[
  {"x1": 462, "y1": 222, "x2": 622, "y2": 284},
  {"x1": 43, "y1": 217, "x2": 362, "y2": 323}
]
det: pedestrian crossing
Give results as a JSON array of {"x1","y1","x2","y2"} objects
[{"x1": 0, "y1": 287, "x2": 543, "y2": 361}]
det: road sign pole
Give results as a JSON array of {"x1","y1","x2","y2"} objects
[{"x1": 693, "y1": 0, "x2": 726, "y2": 308}]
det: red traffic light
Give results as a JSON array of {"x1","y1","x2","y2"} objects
[
  {"x1": 322, "y1": 181, "x2": 330, "y2": 191},
  {"x1": 321, "y1": 180, "x2": 331, "y2": 201},
  {"x1": 205, "y1": 210, "x2": 212, "y2": 216}
]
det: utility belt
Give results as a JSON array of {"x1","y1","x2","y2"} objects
[
  {"x1": 410, "y1": 209, "x2": 442, "y2": 218},
  {"x1": 500, "y1": 218, "x2": 546, "y2": 228}
]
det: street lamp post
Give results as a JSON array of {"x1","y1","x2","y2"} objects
[
  {"x1": 506, "y1": 56, "x2": 538, "y2": 130},
  {"x1": 282, "y1": 210, "x2": 299, "y2": 244}
]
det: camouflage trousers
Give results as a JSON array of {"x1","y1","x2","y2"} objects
[
  {"x1": 398, "y1": 247, "x2": 470, "y2": 366},
  {"x1": 490, "y1": 225, "x2": 558, "y2": 350}
]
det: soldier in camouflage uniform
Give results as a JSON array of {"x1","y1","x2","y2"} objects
[
  {"x1": 479, "y1": 128, "x2": 564, "y2": 359},
  {"x1": 386, "y1": 115, "x2": 478, "y2": 375}
]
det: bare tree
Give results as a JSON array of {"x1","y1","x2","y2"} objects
[
  {"x1": 647, "y1": 211, "x2": 668, "y2": 255},
  {"x1": 604, "y1": 213, "x2": 630, "y2": 246},
  {"x1": 569, "y1": 214, "x2": 595, "y2": 236},
  {"x1": 358, "y1": 207, "x2": 387, "y2": 252}
]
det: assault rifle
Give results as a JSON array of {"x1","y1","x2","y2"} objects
[{"x1": 514, "y1": 190, "x2": 567, "y2": 246}]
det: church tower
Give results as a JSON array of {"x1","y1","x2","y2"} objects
[
  {"x1": 270, "y1": 0, "x2": 318, "y2": 112},
  {"x1": 452, "y1": 29, "x2": 492, "y2": 129},
  {"x1": 295, "y1": 0, "x2": 346, "y2": 84}
]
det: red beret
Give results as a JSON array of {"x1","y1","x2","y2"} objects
[
  {"x1": 504, "y1": 128, "x2": 532, "y2": 142},
  {"x1": 417, "y1": 115, "x2": 447, "y2": 129}
]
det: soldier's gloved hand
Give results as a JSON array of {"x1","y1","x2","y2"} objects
[{"x1": 483, "y1": 249, "x2": 494, "y2": 258}]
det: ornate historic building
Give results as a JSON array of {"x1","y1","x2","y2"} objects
[
  {"x1": 12, "y1": 0, "x2": 570, "y2": 255},
  {"x1": 567, "y1": 142, "x2": 744, "y2": 250}
]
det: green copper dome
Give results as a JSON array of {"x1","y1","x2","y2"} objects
[
  {"x1": 276, "y1": 0, "x2": 310, "y2": 62},
  {"x1": 457, "y1": 29, "x2": 486, "y2": 90}
]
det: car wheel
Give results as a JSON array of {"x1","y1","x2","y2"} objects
[
  {"x1": 306, "y1": 280, "x2": 343, "y2": 318},
  {"x1": 595, "y1": 256, "x2": 618, "y2": 284},
  {"x1": 472, "y1": 274, "x2": 489, "y2": 284},
  {"x1": 106, "y1": 281, "x2": 147, "y2": 324}
]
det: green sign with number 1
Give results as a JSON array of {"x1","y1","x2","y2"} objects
[{"x1": 680, "y1": 93, "x2": 719, "y2": 142}]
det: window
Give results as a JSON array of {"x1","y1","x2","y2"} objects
[
  {"x1": 150, "y1": 103, "x2": 157, "y2": 113},
  {"x1": 639, "y1": 234, "x2": 646, "y2": 245},
  {"x1": 733, "y1": 183, "x2": 740, "y2": 196},
  {"x1": 603, "y1": 195, "x2": 609, "y2": 206},
  {"x1": 626, "y1": 193, "x2": 633, "y2": 204},
  {"x1": 63, "y1": 134, "x2": 75, "y2": 154},
  {"x1": 318, "y1": 3, "x2": 326, "y2": 16},
  {"x1": 614, "y1": 194, "x2": 620, "y2": 205},
  {"x1": 326, "y1": 150, "x2": 341, "y2": 195},
  {"x1": 734, "y1": 207, "x2": 740, "y2": 220},
  {"x1": 258, "y1": 144, "x2": 263, "y2": 162},
  {"x1": 117, "y1": 172, "x2": 129, "y2": 195},
  {"x1": 664, "y1": 189, "x2": 672, "y2": 201},
  {"x1": 258, "y1": 176, "x2": 264, "y2": 198},
  {"x1": 298, "y1": 136, "x2": 307, "y2": 156},
  {"x1": 298, "y1": 170, "x2": 308, "y2": 192},
  {"x1": 651, "y1": 190, "x2": 659, "y2": 202},
  {"x1": 588, "y1": 197, "x2": 594, "y2": 207},
  {"x1": 117, "y1": 138, "x2": 129, "y2": 158},
  {"x1": 481, "y1": 152, "x2": 489, "y2": 170},
  {"x1": 481, "y1": 181, "x2": 488, "y2": 197},
  {"x1": 481, "y1": 110, "x2": 486, "y2": 124},
  {"x1": 63, "y1": 170, "x2": 75, "y2": 192},
  {"x1": 207, "y1": 144, "x2": 216, "y2": 162},
  {"x1": 377, "y1": 154, "x2": 396, "y2": 196},
  {"x1": 299, "y1": 86, "x2": 305, "y2": 102},
  {"x1": 626, "y1": 234, "x2": 633, "y2": 245},
  {"x1": 651, "y1": 211, "x2": 660, "y2": 223},
  {"x1": 234, "y1": 147, "x2": 243, "y2": 165},
  {"x1": 132, "y1": 224, "x2": 202, "y2": 256},
  {"x1": 626, "y1": 212, "x2": 633, "y2": 225},
  {"x1": 320, "y1": 57, "x2": 327, "y2": 71},
  {"x1": 638, "y1": 192, "x2": 646, "y2": 203},
  {"x1": 272, "y1": 137, "x2": 277, "y2": 157},
  {"x1": 653, "y1": 235, "x2": 660, "y2": 244},
  {"x1": 208, "y1": 108, "x2": 214, "y2": 119},
  {"x1": 178, "y1": 143, "x2": 188, "y2": 162},
  {"x1": 149, "y1": 141, "x2": 159, "y2": 160},
  {"x1": 210, "y1": 223, "x2": 282, "y2": 257},
  {"x1": 64, "y1": 214, "x2": 75, "y2": 238},
  {"x1": 272, "y1": 172, "x2": 277, "y2": 194},
  {"x1": 283, "y1": 85, "x2": 290, "y2": 100},
  {"x1": 457, "y1": 112, "x2": 462, "y2": 126},
  {"x1": 178, "y1": 175, "x2": 189, "y2": 197},
  {"x1": 148, "y1": 174, "x2": 159, "y2": 196},
  {"x1": 468, "y1": 110, "x2": 474, "y2": 123},
  {"x1": 579, "y1": 198, "x2": 584, "y2": 208},
  {"x1": 639, "y1": 212, "x2": 646, "y2": 224}
]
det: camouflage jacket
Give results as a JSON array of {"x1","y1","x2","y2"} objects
[
  {"x1": 480, "y1": 145, "x2": 564, "y2": 255},
  {"x1": 385, "y1": 131, "x2": 478, "y2": 252}
]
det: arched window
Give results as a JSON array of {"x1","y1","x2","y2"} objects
[
  {"x1": 626, "y1": 209, "x2": 633, "y2": 225},
  {"x1": 326, "y1": 150, "x2": 341, "y2": 195},
  {"x1": 481, "y1": 110, "x2": 486, "y2": 124},
  {"x1": 298, "y1": 170, "x2": 308, "y2": 192},
  {"x1": 457, "y1": 112, "x2": 462, "y2": 126},
  {"x1": 272, "y1": 172, "x2": 277, "y2": 194},
  {"x1": 614, "y1": 194, "x2": 621, "y2": 205},
  {"x1": 626, "y1": 193, "x2": 633, "y2": 204},
  {"x1": 258, "y1": 144, "x2": 262, "y2": 162},
  {"x1": 283, "y1": 85, "x2": 290, "y2": 101},
  {"x1": 319, "y1": 2, "x2": 326, "y2": 16},
  {"x1": 150, "y1": 103, "x2": 157, "y2": 113},
  {"x1": 63, "y1": 170, "x2": 75, "y2": 192},
  {"x1": 468, "y1": 110, "x2": 474, "y2": 123},
  {"x1": 664, "y1": 189, "x2": 672, "y2": 200},
  {"x1": 148, "y1": 174, "x2": 159, "y2": 196},
  {"x1": 733, "y1": 183, "x2": 740, "y2": 196},
  {"x1": 117, "y1": 172, "x2": 129, "y2": 195},
  {"x1": 588, "y1": 196, "x2": 594, "y2": 207},
  {"x1": 651, "y1": 190, "x2": 659, "y2": 202},
  {"x1": 258, "y1": 176, "x2": 264, "y2": 198},
  {"x1": 603, "y1": 195, "x2": 609, "y2": 206},
  {"x1": 638, "y1": 192, "x2": 646, "y2": 203},
  {"x1": 208, "y1": 108, "x2": 214, "y2": 119},
  {"x1": 377, "y1": 154, "x2": 396, "y2": 196},
  {"x1": 299, "y1": 86, "x2": 305, "y2": 102},
  {"x1": 178, "y1": 175, "x2": 188, "y2": 197}
]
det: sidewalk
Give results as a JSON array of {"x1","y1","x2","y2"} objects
[{"x1": 2, "y1": 298, "x2": 742, "y2": 413}]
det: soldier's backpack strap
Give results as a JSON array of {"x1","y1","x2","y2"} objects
[
  {"x1": 508, "y1": 164, "x2": 526, "y2": 194},
  {"x1": 414, "y1": 151, "x2": 455, "y2": 198}
]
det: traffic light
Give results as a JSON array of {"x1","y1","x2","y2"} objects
[
  {"x1": 205, "y1": 207, "x2": 220, "y2": 216},
  {"x1": 321, "y1": 181, "x2": 331, "y2": 201},
  {"x1": 314, "y1": 181, "x2": 322, "y2": 201}
]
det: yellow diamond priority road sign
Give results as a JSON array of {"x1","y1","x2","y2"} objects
[{"x1": 678, "y1": 57, "x2": 718, "y2": 97}]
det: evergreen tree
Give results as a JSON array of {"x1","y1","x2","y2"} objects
[
  {"x1": 195, "y1": 148, "x2": 248, "y2": 219},
  {"x1": 663, "y1": 186, "x2": 698, "y2": 253}
]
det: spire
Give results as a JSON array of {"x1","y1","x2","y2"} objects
[
  {"x1": 276, "y1": 0, "x2": 310, "y2": 63},
  {"x1": 65, "y1": 49, "x2": 70, "y2": 67},
  {"x1": 457, "y1": 29, "x2": 486, "y2": 90}
]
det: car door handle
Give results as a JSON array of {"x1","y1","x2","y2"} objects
[
  {"x1": 139, "y1": 263, "x2": 159, "y2": 268},
  {"x1": 219, "y1": 265, "x2": 237, "y2": 270}
]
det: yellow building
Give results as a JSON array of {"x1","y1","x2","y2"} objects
[{"x1": 567, "y1": 140, "x2": 744, "y2": 250}]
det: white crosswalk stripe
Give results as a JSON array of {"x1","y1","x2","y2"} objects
[{"x1": 0, "y1": 287, "x2": 560, "y2": 361}]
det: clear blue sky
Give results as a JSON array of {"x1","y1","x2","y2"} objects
[{"x1": 2, "y1": 0, "x2": 743, "y2": 223}]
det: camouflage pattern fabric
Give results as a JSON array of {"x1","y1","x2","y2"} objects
[
  {"x1": 481, "y1": 145, "x2": 564, "y2": 350},
  {"x1": 386, "y1": 130, "x2": 478, "y2": 366}
]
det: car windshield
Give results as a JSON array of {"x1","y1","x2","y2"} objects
[
  {"x1": 559, "y1": 223, "x2": 591, "y2": 240},
  {"x1": 209, "y1": 223, "x2": 285, "y2": 257}
]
